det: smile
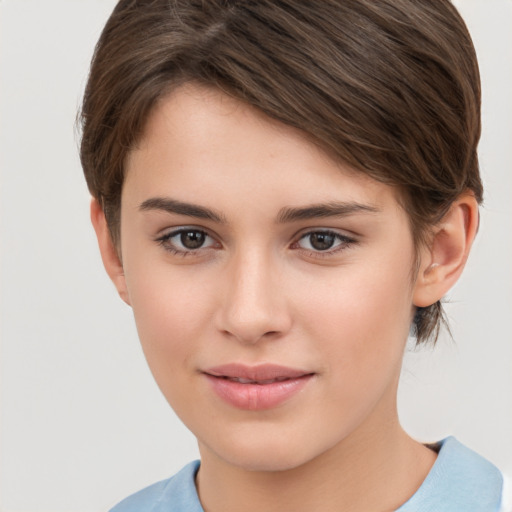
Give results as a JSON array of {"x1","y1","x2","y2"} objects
[{"x1": 203, "y1": 364, "x2": 315, "y2": 410}]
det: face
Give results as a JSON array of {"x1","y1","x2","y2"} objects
[{"x1": 118, "y1": 84, "x2": 420, "y2": 472}]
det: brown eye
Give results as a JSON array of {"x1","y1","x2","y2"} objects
[
  {"x1": 180, "y1": 230, "x2": 206, "y2": 249},
  {"x1": 157, "y1": 228, "x2": 217, "y2": 254},
  {"x1": 296, "y1": 230, "x2": 355, "y2": 254},
  {"x1": 308, "y1": 232, "x2": 335, "y2": 251}
]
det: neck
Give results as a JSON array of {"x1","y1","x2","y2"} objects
[{"x1": 196, "y1": 416, "x2": 436, "y2": 512}]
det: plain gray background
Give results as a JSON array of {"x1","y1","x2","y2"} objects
[{"x1": 0, "y1": 1, "x2": 511, "y2": 511}]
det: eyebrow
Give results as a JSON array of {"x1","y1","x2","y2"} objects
[
  {"x1": 139, "y1": 197, "x2": 227, "y2": 223},
  {"x1": 139, "y1": 197, "x2": 379, "y2": 224},
  {"x1": 276, "y1": 201, "x2": 379, "y2": 223}
]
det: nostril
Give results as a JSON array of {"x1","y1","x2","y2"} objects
[{"x1": 219, "y1": 325, "x2": 287, "y2": 345}]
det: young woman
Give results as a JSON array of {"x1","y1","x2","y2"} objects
[{"x1": 80, "y1": 1, "x2": 504, "y2": 510}]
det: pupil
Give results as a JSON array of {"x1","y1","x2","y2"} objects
[
  {"x1": 310, "y1": 232, "x2": 335, "y2": 251},
  {"x1": 181, "y1": 231, "x2": 205, "y2": 249}
]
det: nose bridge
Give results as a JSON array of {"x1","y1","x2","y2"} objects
[{"x1": 218, "y1": 245, "x2": 289, "y2": 343}]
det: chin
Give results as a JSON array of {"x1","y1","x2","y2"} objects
[
  {"x1": 200, "y1": 429, "x2": 337, "y2": 473},
  {"x1": 223, "y1": 450, "x2": 311, "y2": 473}
]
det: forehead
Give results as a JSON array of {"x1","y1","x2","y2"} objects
[{"x1": 124, "y1": 84, "x2": 405, "y2": 219}]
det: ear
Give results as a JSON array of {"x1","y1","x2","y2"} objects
[
  {"x1": 90, "y1": 199, "x2": 131, "y2": 305},
  {"x1": 413, "y1": 192, "x2": 479, "y2": 308}
]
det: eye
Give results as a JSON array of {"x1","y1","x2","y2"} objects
[
  {"x1": 156, "y1": 228, "x2": 218, "y2": 254},
  {"x1": 295, "y1": 230, "x2": 355, "y2": 253}
]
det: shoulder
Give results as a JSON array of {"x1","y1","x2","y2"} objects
[
  {"x1": 397, "y1": 437, "x2": 504, "y2": 512},
  {"x1": 109, "y1": 460, "x2": 202, "y2": 512}
]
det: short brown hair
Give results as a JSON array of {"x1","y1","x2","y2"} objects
[{"x1": 79, "y1": 0, "x2": 482, "y2": 344}]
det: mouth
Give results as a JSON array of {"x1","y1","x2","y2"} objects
[
  {"x1": 202, "y1": 364, "x2": 315, "y2": 410},
  {"x1": 215, "y1": 375, "x2": 298, "y2": 385}
]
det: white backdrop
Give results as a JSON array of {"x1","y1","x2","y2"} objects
[{"x1": 0, "y1": 1, "x2": 511, "y2": 511}]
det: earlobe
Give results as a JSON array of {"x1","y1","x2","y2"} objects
[
  {"x1": 413, "y1": 192, "x2": 479, "y2": 308},
  {"x1": 90, "y1": 199, "x2": 131, "y2": 306}
]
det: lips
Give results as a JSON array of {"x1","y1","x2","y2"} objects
[
  {"x1": 221, "y1": 376, "x2": 293, "y2": 384},
  {"x1": 203, "y1": 364, "x2": 314, "y2": 410}
]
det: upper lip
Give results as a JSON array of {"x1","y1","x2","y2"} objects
[{"x1": 203, "y1": 363, "x2": 313, "y2": 382}]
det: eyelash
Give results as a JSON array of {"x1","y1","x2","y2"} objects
[
  {"x1": 293, "y1": 230, "x2": 356, "y2": 258},
  {"x1": 156, "y1": 228, "x2": 217, "y2": 257},
  {"x1": 155, "y1": 228, "x2": 356, "y2": 258}
]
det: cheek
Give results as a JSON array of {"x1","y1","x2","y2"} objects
[
  {"x1": 123, "y1": 260, "x2": 215, "y2": 380},
  {"x1": 296, "y1": 258, "x2": 414, "y2": 384},
  {"x1": 126, "y1": 278, "x2": 216, "y2": 424}
]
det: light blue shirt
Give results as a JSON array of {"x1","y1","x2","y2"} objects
[{"x1": 110, "y1": 437, "x2": 503, "y2": 512}]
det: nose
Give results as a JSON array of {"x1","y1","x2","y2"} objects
[{"x1": 216, "y1": 250, "x2": 292, "y2": 344}]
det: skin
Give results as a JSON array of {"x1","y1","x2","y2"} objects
[{"x1": 92, "y1": 84, "x2": 479, "y2": 512}]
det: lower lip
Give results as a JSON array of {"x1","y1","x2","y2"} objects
[{"x1": 204, "y1": 374, "x2": 313, "y2": 410}]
